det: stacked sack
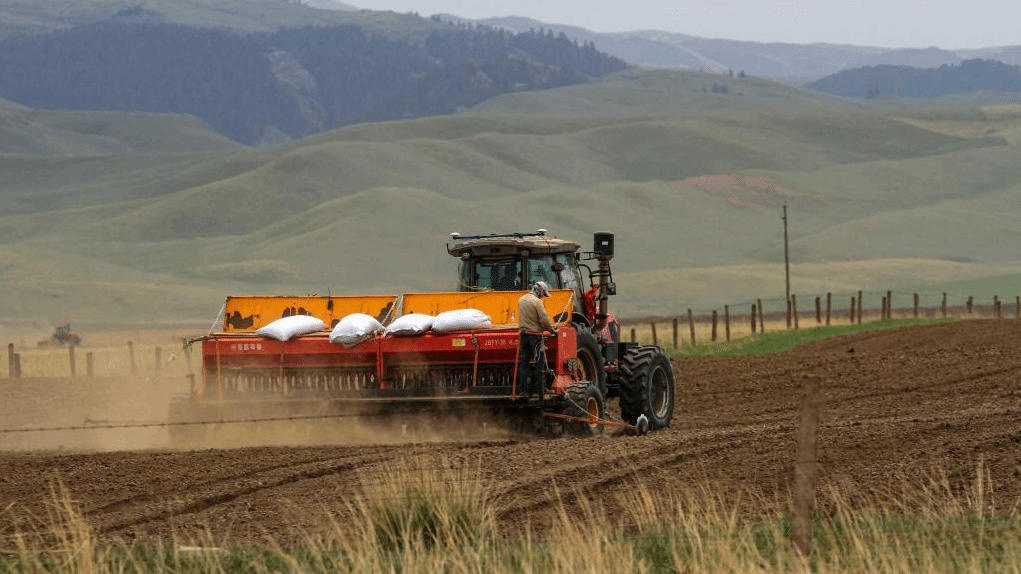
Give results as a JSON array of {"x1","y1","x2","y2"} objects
[{"x1": 257, "y1": 309, "x2": 494, "y2": 347}]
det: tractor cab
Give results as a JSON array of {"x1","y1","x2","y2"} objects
[{"x1": 447, "y1": 230, "x2": 617, "y2": 336}]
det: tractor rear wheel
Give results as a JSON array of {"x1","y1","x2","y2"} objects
[
  {"x1": 573, "y1": 324, "x2": 606, "y2": 398},
  {"x1": 563, "y1": 381, "x2": 605, "y2": 436},
  {"x1": 619, "y1": 346, "x2": 675, "y2": 430}
]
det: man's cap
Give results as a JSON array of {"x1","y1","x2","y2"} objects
[{"x1": 532, "y1": 281, "x2": 550, "y2": 298}]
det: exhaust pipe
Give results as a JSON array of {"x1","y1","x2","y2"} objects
[{"x1": 592, "y1": 232, "x2": 615, "y2": 333}]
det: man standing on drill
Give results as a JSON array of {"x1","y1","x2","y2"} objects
[{"x1": 517, "y1": 281, "x2": 555, "y2": 398}]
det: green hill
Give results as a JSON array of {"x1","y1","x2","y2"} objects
[
  {"x1": 1, "y1": 70, "x2": 1019, "y2": 329},
  {"x1": 0, "y1": 101, "x2": 243, "y2": 158}
]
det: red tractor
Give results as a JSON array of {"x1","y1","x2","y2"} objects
[{"x1": 171, "y1": 231, "x2": 674, "y2": 442}]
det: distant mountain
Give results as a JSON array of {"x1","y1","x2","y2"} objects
[
  {"x1": 0, "y1": 20, "x2": 626, "y2": 145},
  {"x1": 806, "y1": 59, "x2": 1021, "y2": 98},
  {"x1": 293, "y1": 0, "x2": 359, "y2": 11},
  {"x1": 439, "y1": 14, "x2": 1021, "y2": 79}
]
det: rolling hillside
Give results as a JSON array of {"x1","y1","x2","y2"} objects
[{"x1": 1, "y1": 69, "x2": 1019, "y2": 330}]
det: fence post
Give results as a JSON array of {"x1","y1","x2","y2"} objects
[
  {"x1": 672, "y1": 317, "x2": 678, "y2": 349},
  {"x1": 711, "y1": 310, "x2": 718, "y2": 342},
  {"x1": 786, "y1": 298, "x2": 792, "y2": 329},
  {"x1": 942, "y1": 293, "x2": 948, "y2": 318},
  {"x1": 650, "y1": 321, "x2": 658, "y2": 346},
  {"x1": 128, "y1": 341, "x2": 136, "y2": 376},
  {"x1": 792, "y1": 295, "x2": 799, "y2": 330},
  {"x1": 182, "y1": 338, "x2": 194, "y2": 378},
  {"x1": 967, "y1": 296, "x2": 973, "y2": 315},
  {"x1": 994, "y1": 296, "x2": 1001, "y2": 319},
  {"x1": 87, "y1": 352, "x2": 94, "y2": 377},
  {"x1": 815, "y1": 296, "x2": 821, "y2": 324},
  {"x1": 688, "y1": 309, "x2": 696, "y2": 346},
  {"x1": 887, "y1": 291, "x2": 893, "y2": 319},
  {"x1": 850, "y1": 296, "x2": 856, "y2": 324},
  {"x1": 7, "y1": 343, "x2": 13, "y2": 378},
  {"x1": 857, "y1": 290, "x2": 863, "y2": 325},
  {"x1": 914, "y1": 293, "x2": 920, "y2": 318},
  {"x1": 751, "y1": 303, "x2": 758, "y2": 334},
  {"x1": 68, "y1": 345, "x2": 76, "y2": 378},
  {"x1": 724, "y1": 305, "x2": 731, "y2": 342},
  {"x1": 155, "y1": 346, "x2": 162, "y2": 376},
  {"x1": 825, "y1": 293, "x2": 831, "y2": 326},
  {"x1": 792, "y1": 374, "x2": 822, "y2": 561},
  {"x1": 757, "y1": 299, "x2": 765, "y2": 333}
]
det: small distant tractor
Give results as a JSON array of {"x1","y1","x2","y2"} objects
[
  {"x1": 40, "y1": 324, "x2": 82, "y2": 347},
  {"x1": 171, "y1": 230, "x2": 675, "y2": 441}
]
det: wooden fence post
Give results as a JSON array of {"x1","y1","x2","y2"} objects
[
  {"x1": 942, "y1": 293, "x2": 948, "y2": 318},
  {"x1": 630, "y1": 328, "x2": 636, "y2": 343},
  {"x1": 815, "y1": 296, "x2": 821, "y2": 324},
  {"x1": 994, "y1": 296, "x2": 1001, "y2": 319},
  {"x1": 87, "y1": 352, "x2": 94, "y2": 377},
  {"x1": 724, "y1": 305, "x2": 731, "y2": 342},
  {"x1": 128, "y1": 341, "x2": 136, "y2": 376},
  {"x1": 757, "y1": 299, "x2": 765, "y2": 333},
  {"x1": 792, "y1": 295, "x2": 799, "y2": 330},
  {"x1": 914, "y1": 293, "x2": 920, "y2": 318},
  {"x1": 711, "y1": 310, "x2": 718, "y2": 342},
  {"x1": 857, "y1": 290, "x2": 863, "y2": 325},
  {"x1": 850, "y1": 296, "x2": 856, "y2": 324},
  {"x1": 967, "y1": 296, "x2": 973, "y2": 315},
  {"x1": 825, "y1": 293, "x2": 831, "y2": 326},
  {"x1": 182, "y1": 338, "x2": 194, "y2": 378},
  {"x1": 672, "y1": 317, "x2": 678, "y2": 349},
  {"x1": 688, "y1": 309, "x2": 696, "y2": 346},
  {"x1": 792, "y1": 374, "x2": 822, "y2": 561},
  {"x1": 786, "y1": 298, "x2": 792, "y2": 329},
  {"x1": 751, "y1": 303, "x2": 758, "y2": 334},
  {"x1": 887, "y1": 290, "x2": 893, "y2": 319},
  {"x1": 650, "y1": 321, "x2": 658, "y2": 346},
  {"x1": 7, "y1": 343, "x2": 13, "y2": 378},
  {"x1": 68, "y1": 345, "x2": 76, "y2": 378},
  {"x1": 155, "y1": 346, "x2": 162, "y2": 376}
]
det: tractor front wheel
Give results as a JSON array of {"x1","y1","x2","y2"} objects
[{"x1": 563, "y1": 381, "x2": 605, "y2": 436}]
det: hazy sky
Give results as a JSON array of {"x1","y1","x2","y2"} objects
[{"x1": 351, "y1": 0, "x2": 1014, "y2": 50}]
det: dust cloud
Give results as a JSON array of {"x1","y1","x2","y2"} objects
[{"x1": 0, "y1": 374, "x2": 521, "y2": 453}]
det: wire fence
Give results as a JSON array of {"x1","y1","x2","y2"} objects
[{"x1": 618, "y1": 289, "x2": 1020, "y2": 347}]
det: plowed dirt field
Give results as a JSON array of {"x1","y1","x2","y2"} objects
[{"x1": 2, "y1": 320, "x2": 1020, "y2": 547}]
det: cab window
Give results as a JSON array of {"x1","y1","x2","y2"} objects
[
  {"x1": 527, "y1": 256, "x2": 557, "y2": 289},
  {"x1": 458, "y1": 260, "x2": 521, "y2": 291}
]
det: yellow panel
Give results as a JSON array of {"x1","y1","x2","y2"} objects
[
  {"x1": 401, "y1": 290, "x2": 574, "y2": 327},
  {"x1": 223, "y1": 295, "x2": 399, "y2": 332}
]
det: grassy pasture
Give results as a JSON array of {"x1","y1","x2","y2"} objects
[
  {"x1": 3, "y1": 458, "x2": 1018, "y2": 574},
  {"x1": 2, "y1": 68, "x2": 1020, "y2": 329}
]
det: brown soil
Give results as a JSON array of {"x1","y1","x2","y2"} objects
[{"x1": 2, "y1": 320, "x2": 1020, "y2": 548}]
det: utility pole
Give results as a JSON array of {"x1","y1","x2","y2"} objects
[{"x1": 783, "y1": 202, "x2": 791, "y2": 328}]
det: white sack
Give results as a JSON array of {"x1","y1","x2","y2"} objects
[
  {"x1": 329, "y1": 313, "x2": 384, "y2": 347},
  {"x1": 256, "y1": 315, "x2": 326, "y2": 341},
  {"x1": 385, "y1": 313, "x2": 434, "y2": 336},
  {"x1": 431, "y1": 308, "x2": 492, "y2": 333}
]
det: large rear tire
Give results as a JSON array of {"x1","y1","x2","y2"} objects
[
  {"x1": 619, "y1": 347, "x2": 675, "y2": 430},
  {"x1": 563, "y1": 381, "x2": 605, "y2": 436},
  {"x1": 573, "y1": 324, "x2": 606, "y2": 398}
]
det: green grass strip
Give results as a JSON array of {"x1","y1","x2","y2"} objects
[{"x1": 669, "y1": 317, "x2": 959, "y2": 357}]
